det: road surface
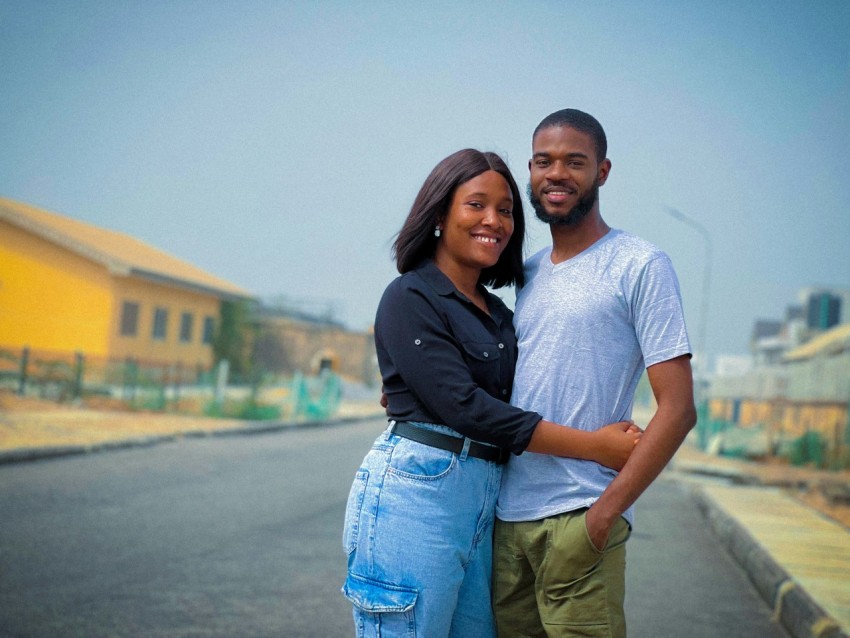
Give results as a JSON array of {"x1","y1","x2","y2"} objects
[{"x1": 0, "y1": 417, "x2": 787, "y2": 637}]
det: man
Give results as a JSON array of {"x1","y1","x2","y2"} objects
[{"x1": 493, "y1": 109, "x2": 697, "y2": 637}]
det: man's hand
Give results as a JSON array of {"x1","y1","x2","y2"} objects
[{"x1": 585, "y1": 503, "x2": 614, "y2": 551}]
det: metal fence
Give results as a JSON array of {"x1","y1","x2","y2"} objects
[
  {"x1": 0, "y1": 347, "x2": 206, "y2": 402},
  {"x1": 0, "y1": 346, "x2": 341, "y2": 421}
]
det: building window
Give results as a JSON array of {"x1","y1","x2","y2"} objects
[
  {"x1": 202, "y1": 316, "x2": 215, "y2": 344},
  {"x1": 120, "y1": 301, "x2": 139, "y2": 336},
  {"x1": 180, "y1": 312, "x2": 194, "y2": 343},
  {"x1": 152, "y1": 307, "x2": 168, "y2": 340}
]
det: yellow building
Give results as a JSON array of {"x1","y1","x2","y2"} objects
[{"x1": 0, "y1": 196, "x2": 252, "y2": 371}]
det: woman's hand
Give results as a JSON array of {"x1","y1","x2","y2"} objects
[{"x1": 590, "y1": 421, "x2": 642, "y2": 471}]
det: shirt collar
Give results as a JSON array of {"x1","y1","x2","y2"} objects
[
  {"x1": 413, "y1": 259, "x2": 458, "y2": 297},
  {"x1": 413, "y1": 260, "x2": 509, "y2": 327}
]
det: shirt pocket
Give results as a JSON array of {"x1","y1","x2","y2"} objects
[{"x1": 459, "y1": 340, "x2": 502, "y2": 385}]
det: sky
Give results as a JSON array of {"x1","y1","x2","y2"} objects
[{"x1": 2, "y1": 1, "x2": 849, "y2": 364}]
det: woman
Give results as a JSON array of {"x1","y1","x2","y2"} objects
[{"x1": 342, "y1": 149, "x2": 639, "y2": 637}]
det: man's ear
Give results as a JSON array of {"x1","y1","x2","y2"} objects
[{"x1": 597, "y1": 158, "x2": 612, "y2": 186}]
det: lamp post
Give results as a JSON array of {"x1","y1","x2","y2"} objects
[{"x1": 664, "y1": 207, "x2": 713, "y2": 403}]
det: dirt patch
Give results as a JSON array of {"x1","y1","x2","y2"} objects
[
  {"x1": 0, "y1": 389, "x2": 383, "y2": 452},
  {"x1": 0, "y1": 390, "x2": 246, "y2": 450}
]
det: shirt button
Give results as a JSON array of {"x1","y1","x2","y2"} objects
[
  {"x1": 414, "y1": 339, "x2": 421, "y2": 346},
  {"x1": 498, "y1": 343, "x2": 504, "y2": 349},
  {"x1": 501, "y1": 389, "x2": 508, "y2": 395},
  {"x1": 483, "y1": 351, "x2": 489, "y2": 357}
]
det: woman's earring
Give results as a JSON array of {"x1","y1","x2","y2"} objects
[{"x1": 434, "y1": 226, "x2": 441, "y2": 238}]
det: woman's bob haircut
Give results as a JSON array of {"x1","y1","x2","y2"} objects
[{"x1": 393, "y1": 148, "x2": 526, "y2": 289}]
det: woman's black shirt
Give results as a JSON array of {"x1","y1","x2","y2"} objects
[{"x1": 374, "y1": 260, "x2": 542, "y2": 455}]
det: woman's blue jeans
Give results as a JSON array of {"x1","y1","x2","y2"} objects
[{"x1": 342, "y1": 421, "x2": 503, "y2": 637}]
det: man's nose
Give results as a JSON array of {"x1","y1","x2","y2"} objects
[{"x1": 545, "y1": 161, "x2": 567, "y2": 180}]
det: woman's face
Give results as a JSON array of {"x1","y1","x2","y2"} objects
[{"x1": 435, "y1": 170, "x2": 515, "y2": 275}]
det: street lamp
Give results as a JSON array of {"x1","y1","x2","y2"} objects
[{"x1": 664, "y1": 207, "x2": 713, "y2": 401}]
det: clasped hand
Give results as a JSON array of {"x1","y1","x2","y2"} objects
[{"x1": 591, "y1": 420, "x2": 642, "y2": 471}]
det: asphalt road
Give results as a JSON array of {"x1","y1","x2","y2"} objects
[{"x1": 0, "y1": 417, "x2": 787, "y2": 637}]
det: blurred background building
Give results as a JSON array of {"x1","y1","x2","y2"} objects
[
  {"x1": 705, "y1": 286, "x2": 850, "y2": 469},
  {"x1": 0, "y1": 197, "x2": 378, "y2": 413}
]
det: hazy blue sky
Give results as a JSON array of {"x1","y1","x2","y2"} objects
[{"x1": 2, "y1": 1, "x2": 848, "y2": 362}]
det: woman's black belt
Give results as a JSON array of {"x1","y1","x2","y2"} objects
[{"x1": 390, "y1": 421, "x2": 510, "y2": 464}]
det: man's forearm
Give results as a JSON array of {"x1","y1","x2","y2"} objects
[
  {"x1": 586, "y1": 356, "x2": 696, "y2": 548},
  {"x1": 587, "y1": 404, "x2": 694, "y2": 533}
]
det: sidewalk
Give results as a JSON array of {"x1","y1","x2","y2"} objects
[{"x1": 669, "y1": 446, "x2": 850, "y2": 638}]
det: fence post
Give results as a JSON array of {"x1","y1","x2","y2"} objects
[
  {"x1": 214, "y1": 360, "x2": 229, "y2": 407},
  {"x1": 17, "y1": 346, "x2": 29, "y2": 396},
  {"x1": 73, "y1": 352, "x2": 84, "y2": 400},
  {"x1": 123, "y1": 357, "x2": 138, "y2": 401},
  {"x1": 173, "y1": 362, "x2": 182, "y2": 406}
]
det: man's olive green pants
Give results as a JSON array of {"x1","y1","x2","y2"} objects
[{"x1": 493, "y1": 509, "x2": 630, "y2": 637}]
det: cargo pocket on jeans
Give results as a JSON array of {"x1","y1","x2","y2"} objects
[
  {"x1": 342, "y1": 573, "x2": 418, "y2": 636},
  {"x1": 343, "y1": 469, "x2": 369, "y2": 554}
]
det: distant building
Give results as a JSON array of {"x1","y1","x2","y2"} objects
[
  {"x1": 748, "y1": 290, "x2": 848, "y2": 368},
  {"x1": 714, "y1": 354, "x2": 753, "y2": 377},
  {"x1": 799, "y1": 286, "x2": 850, "y2": 330},
  {"x1": 252, "y1": 304, "x2": 379, "y2": 386},
  {"x1": 783, "y1": 323, "x2": 850, "y2": 403},
  {"x1": 750, "y1": 319, "x2": 786, "y2": 366},
  {"x1": 707, "y1": 291, "x2": 850, "y2": 462},
  {"x1": 806, "y1": 291, "x2": 841, "y2": 330},
  {"x1": 0, "y1": 197, "x2": 252, "y2": 370}
]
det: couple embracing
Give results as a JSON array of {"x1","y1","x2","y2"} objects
[{"x1": 342, "y1": 109, "x2": 696, "y2": 637}]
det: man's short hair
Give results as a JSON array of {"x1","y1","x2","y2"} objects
[{"x1": 533, "y1": 109, "x2": 607, "y2": 162}]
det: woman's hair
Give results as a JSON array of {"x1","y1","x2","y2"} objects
[{"x1": 392, "y1": 148, "x2": 526, "y2": 289}]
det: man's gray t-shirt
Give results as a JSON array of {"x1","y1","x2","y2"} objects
[{"x1": 496, "y1": 229, "x2": 691, "y2": 526}]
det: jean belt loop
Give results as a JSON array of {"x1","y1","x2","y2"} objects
[{"x1": 459, "y1": 437, "x2": 471, "y2": 461}]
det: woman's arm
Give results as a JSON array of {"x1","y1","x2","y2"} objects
[
  {"x1": 377, "y1": 278, "x2": 639, "y2": 467},
  {"x1": 381, "y1": 379, "x2": 639, "y2": 470},
  {"x1": 525, "y1": 420, "x2": 641, "y2": 471}
]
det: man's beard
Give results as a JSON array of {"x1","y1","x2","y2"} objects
[{"x1": 527, "y1": 180, "x2": 599, "y2": 227}]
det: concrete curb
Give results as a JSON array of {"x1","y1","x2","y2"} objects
[
  {"x1": 0, "y1": 413, "x2": 385, "y2": 466},
  {"x1": 690, "y1": 485, "x2": 849, "y2": 638}
]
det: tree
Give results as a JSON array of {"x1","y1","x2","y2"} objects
[{"x1": 212, "y1": 300, "x2": 253, "y2": 378}]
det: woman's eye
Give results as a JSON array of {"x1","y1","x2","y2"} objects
[{"x1": 500, "y1": 208, "x2": 513, "y2": 216}]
